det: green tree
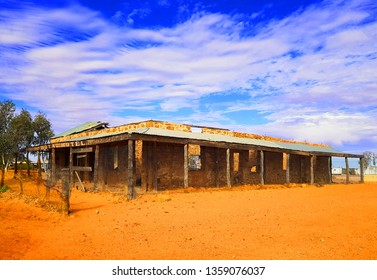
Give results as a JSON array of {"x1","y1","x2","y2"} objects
[
  {"x1": 0, "y1": 100, "x2": 16, "y2": 187},
  {"x1": 32, "y1": 112, "x2": 54, "y2": 176},
  {"x1": 33, "y1": 112, "x2": 54, "y2": 146},
  {"x1": 10, "y1": 109, "x2": 34, "y2": 176}
]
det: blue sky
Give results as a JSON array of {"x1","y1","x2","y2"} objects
[{"x1": 1, "y1": 0, "x2": 376, "y2": 157}]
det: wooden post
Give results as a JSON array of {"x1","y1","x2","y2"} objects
[
  {"x1": 152, "y1": 141, "x2": 158, "y2": 192},
  {"x1": 93, "y1": 145, "x2": 99, "y2": 190},
  {"x1": 69, "y1": 147, "x2": 73, "y2": 187},
  {"x1": 226, "y1": 148, "x2": 231, "y2": 187},
  {"x1": 286, "y1": 153, "x2": 290, "y2": 184},
  {"x1": 51, "y1": 148, "x2": 56, "y2": 184},
  {"x1": 146, "y1": 143, "x2": 153, "y2": 192},
  {"x1": 128, "y1": 140, "x2": 135, "y2": 199},
  {"x1": 328, "y1": 157, "x2": 332, "y2": 184},
  {"x1": 184, "y1": 144, "x2": 189, "y2": 188},
  {"x1": 84, "y1": 152, "x2": 90, "y2": 181},
  {"x1": 75, "y1": 171, "x2": 86, "y2": 192},
  {"x1": 37, "y1": 150, "x2": 42, "y2": 178},
  {"x1": 215, "y1": 148, "x2": 220, "y2": 187},
  {"x1": 345, "y1": 157, "x2": 350, "y2": 184},
  {"x1": 360, "y1": 157, "x2": 364, "y2": 183},
  {"x1": 61, "y1": 169, "x2": 70, "y2": 215},
  {"x1": 260, "y1": 150, "x2": 265, "y2": 185},
  {"x1": 310, "y1": 155, "x2": 315, "y2": 185},
  {"x1": 141, "y1": 142, "x2": 148, "y2": 191}
]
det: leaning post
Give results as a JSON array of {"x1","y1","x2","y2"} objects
[{"x1": 61, "y1": 168, "x2": 70, "y2": 215}]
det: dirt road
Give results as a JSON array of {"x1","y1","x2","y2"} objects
[{"x1": 1, "y1": 172, "x2": 376, "y2": 260}]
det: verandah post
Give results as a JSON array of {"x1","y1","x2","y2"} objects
[
  {"x1": 260, "y1": 150, "x2": 264, "y2": 185},
  {"x1": 226, "y1": 148, "x2": 231, "y2": 187},
  {"x1": 69, "y1": 147, "x2": 73, "y2": 186},
  {"x1": 184, "y1": 144, "x2": 189, "y2": 188},
  {"x1": 128, "y1": 139, "x2": 135, "y2": 199},
  {"x1": 286, "y1": 153, "x2": 290, "y2": 184},
  {"x1": 152, "y1": 141, "x2": 158, "y2": 192},
  {"x1": 51, "y1": 148, "x2": 56, "y2": 183},
  {"x1": 360, "y1": 157, "x2": 364, "y2": 183},
  {"x1": 93, "y1": 145, "x2": 99, "y2": 190},
  {"x1": 345, "y1": 157, "x2": 350, "y2": 184},
  {"x1": 310, "y1": 155, "x2": 315, "y2": 185}
]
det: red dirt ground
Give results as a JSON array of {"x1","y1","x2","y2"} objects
[{"x1": 1, "y1": 171, "x2": 376, "y2": 260}]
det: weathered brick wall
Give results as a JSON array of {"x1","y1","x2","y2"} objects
[
  {"x1": 301, "y1": 156, "x2": 311, "y2": 183},
  {"x1": 231, "y1": 150, "x2": 241, "y2": 185},
  {"x1": 237, "y1": 150, "x2": 260, "y2": 185},
  {"x1": 156, "y1": 142, "x2": 184, "y2": 189},
  {"x1": 142, "y1": 141, "x2": 185, "y2": 190},
  {"x1": 289, "y1": 154, "x2": 304, "y2": 183},
  {"x1": 201, "y1": 127, "x2": 231, "y2": 136},
  {"x1": 264, "y1": 151, "x2": 286, "y2": 184},
  {"x1": 188, "y1": 144, "x2": 200, "y2": 155},
  {"x1": 315, "y1": 156, "x2": 331, "y2": 184},
  {"x1": 189, "y1": 146, "x2": 228, "y2": 187}
]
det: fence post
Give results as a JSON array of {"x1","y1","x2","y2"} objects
[{"x1": 61, "y1": 169, "x2": 70, "y2": 214}]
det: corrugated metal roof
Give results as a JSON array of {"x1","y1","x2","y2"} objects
[
  {"x1": 52, "y1": 121, "x2": 108, "y2": 138},
  {"x1": 60, "y1": 126, "x2": 343, "y2": 155},
  {"x1": 130, "y1": 127, "x2": 342, "y2": 154}
]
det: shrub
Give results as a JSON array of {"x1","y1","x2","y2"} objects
[{"x1": 0, "y1": 185, "x2": 10, "y2": 193}]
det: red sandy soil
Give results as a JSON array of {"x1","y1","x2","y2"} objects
[{"x1": 1, "y1": 171, "x2": 376, "y2": 260}]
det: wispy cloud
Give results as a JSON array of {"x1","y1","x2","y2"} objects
[{"x1": 0, "y1": 0, "x2": 376, "y2": 151}]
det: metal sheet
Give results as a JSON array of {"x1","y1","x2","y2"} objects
[{"x1": 52, "y1": 121, "x2": 108, "y2": 138}]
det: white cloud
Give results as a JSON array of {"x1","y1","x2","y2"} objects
[{"x1": 0, "y1": 0, "x2": 376, "y2": 152}]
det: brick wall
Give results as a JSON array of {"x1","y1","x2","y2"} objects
[
  {"x1": 189, "y1": 146, "x2": 228, "y2": 187},
  {"x1": 237, "y1": 150, "x2": 260, "y2": 185},
  {"x1": 315, "y1": 156, "x2": 331, "y2": 184},
  {"x1": 142, "y1": 141, "x2": 185, "y2": 190},
  {"x1": 289, "y1": 154, "x2": 304, "y2": 183},
  {"x1": 264, "y1": 151, "x2": 286, "y2": 184}
]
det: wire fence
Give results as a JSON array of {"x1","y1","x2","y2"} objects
[{"x1": 3, "y1": 169, "x2": 71, "y2": 214}]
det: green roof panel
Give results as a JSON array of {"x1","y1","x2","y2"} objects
[{"x1": 52, "y1": 121, "x2": 107, "y2": 139}]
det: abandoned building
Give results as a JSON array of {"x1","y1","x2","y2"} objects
[{"x1": 29, "y1": 120, "x2": 364, "y2": 198}]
